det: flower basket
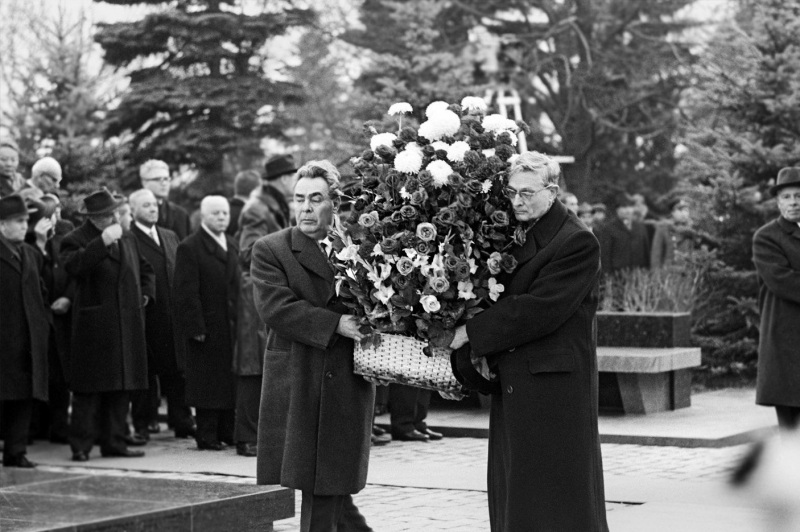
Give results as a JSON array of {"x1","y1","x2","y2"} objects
[{"x1": 353, "y1": 333, "x2": 464, "y2": 394}]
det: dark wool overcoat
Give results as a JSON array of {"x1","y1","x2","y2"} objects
[
  {"x1": 173, "y1": 228, "x2": 239, "y2": 409},
  {"x1": 131, "y1": 224, "x2": 185, "y2": 375},
  {"x1": 61, "y1": 221, "x2": 155, "y2": 393},
  {"x1": 46, "y1": 220, "x2": 76, "y2": 382},
  {"x1": 597, "y1": 216, "x2": 650, "y2": 273},
  {"x1": 234, "y1": 185, "x2": 291, "y2": 376},
  {"x1": 0, "y1": 241, "x2": 49, "y2": 401},
  {"x1": 465, "y1": 200, "x2": 609, "y2": 532},
  {"x1": 158, "y1": 200, "x2": 192, "y2": 241},
  {"x1": 753, "y1": 216, "x2": 800, "y2": 408},
  {"x1": 251, "y1": 227, "x2": 375, "y2": 495}
]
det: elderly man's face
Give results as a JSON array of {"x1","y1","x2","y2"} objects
[
  {"x1": 34, "y1": 168, "x2": 62, "y2": 194},
  {"x1": 201, "y1": 200, "x2": 230, "y2": 234},
  {"x1": 0, "y1": 147, "x2": 19, "y2": 177},
  {"x1": 507, "y1": 171, "x2": 556, "y2": 223},
  {"x1": 131, "y1": 191, "x2": 159, "y2": 227},
  {"x1": 777, "y1": 186, "x2": 800, "y2": 223},
  {"x1": 141, "y1": 170, "x2": 171, "y2": 199},
  {"x1": 0, "y1": 215, "x2": 28, "y2": 242},
  {"x1": 91, "y1": 209, "x2": 121, "y2": 231},
  {"x1": 294, "y1": 177, "x2": 336, "y2": 240}
]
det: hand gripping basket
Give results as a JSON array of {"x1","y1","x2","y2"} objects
[{"x1": 354, "y1": 333, "x2": 464, "y2": 395}]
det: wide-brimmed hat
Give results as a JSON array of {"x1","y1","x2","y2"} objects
[
  {"x1": 770, "y1": 167, "x2": 800, "y2": 196},
  {"x1": 264, "y1": 154, "x2": 297, "y2": 181},
  {"x1": 0, "y1": 195, "x2": 36, "y2": 221},
  {"x1": 78, "y1": 187, "x2": 126, "y2": 215}
]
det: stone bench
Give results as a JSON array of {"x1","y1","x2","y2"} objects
[{"x1": 597, "y1": 346, "x2": 702, "y2": 414}]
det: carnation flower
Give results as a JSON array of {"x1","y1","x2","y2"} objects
[
  {"x1": 416, "y1": 222, "x2": 437, "y2": 242},
  {"x1": 446, "y1": 141, "x2": 470, "y2": 163},
  {"x1": 418, "y1": 110, "x2": 461, "y2": 141},
  {"x1": 488, "y1": 277, "x2": 505, "y2": 302},
  {"x1": 426, "y1": 160, "x2": 453, "y2": 188},
  {"x1": 460, "y1": 96, "x2": 488, "y2": 112},
  {"x1": 425, "y1": 101, "x2": 450, "y2": 117},
  {"x1": 394, "y1": 148, "x2": 423, "y2": 174},
  {"x1": 482, "y1": 114, "x2": 519, "y2": 133},
  {"x1": 370, "y1": 132, "x2": 397, "y2": 151},
  {"x1": 388, "y1": 102, "x2": 413, "y2": 116},
  {"x1": 420, "y1": 294, "x2": 441, "y2": 313}
]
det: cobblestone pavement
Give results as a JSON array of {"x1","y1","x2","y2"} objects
[{"x1": 37, "y1": 436, "x2": 753, "y2": 531}]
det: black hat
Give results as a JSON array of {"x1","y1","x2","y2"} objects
[
  {"x1": 27, "y1": 199, "x2": 56, "y2": 227},
  {"x1": 0, "y1": 195, "x2": 35, "y2": 221},
  {"x1": 264, "y1": 154, "x2": 297, "y2": 181},
  {"x1": 79, "y1": 187, "x2": 126, "y2": 215},
  {"x1": 770, "y1": 167, "x2": 800, "y2": 196}
]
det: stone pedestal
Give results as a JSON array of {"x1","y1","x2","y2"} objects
[{"x1": 597, "y1": 311, "x2": 692, "y2": 348}]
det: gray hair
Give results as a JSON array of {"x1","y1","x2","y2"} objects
[
  {"x1": 296, "y1": 160, "x2": 341, "y2": 197},
  {"x1": 128, "y1": 188, "x2": 156, "y2": 209},
  {"x1": 31, "y1": 157, "x2": 62, "y2": 183},
  {"x1": 509, "y1": 151, "x2": 561, "y2": 186},
  {"x1": 200, "y1": 195, "x2": 229, "y2": 214},
  {"x1": 139, "y1": 159, "x2": 170, "y2": 180}
]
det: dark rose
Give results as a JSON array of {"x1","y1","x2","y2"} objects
[
  {"x1": 456, "y1": 193, "x2": 472, "y2": 209},
  {"x1": 396, "y1": 257, "x2": 415, "y2": 276},
  {"x1": 353, "y1": 197, "x2": 367, "y2": 211},
  {"x1": 442, "y1": 316, "x2": 457, "y2": 330},
  {"x1": 448, "y1": 172, "x2": 463, "y2": 187},
  {"x1": 415, "y1": 240, "x2": 433, "y2": 255},
  {"x1": 361, "y1": 149, "x2": 375, "y2": 161},
  {"x1": 422, "y1": 145, "x2": 436, "y2": 157},
  {"x1": 433, "y1": 150, "x2": 446, "y2": 161},
  {"x1": 391, "y1": 210, "x2": 404, "y2": 223},
  {"x1": 410, "y1": 188, "x2": 428, "y2": 206},
  {"x1": 484, "y1": 202, "x2": 496, "y2": 216},
  {"x1": 435, "y1": 208, "x2": 457, "y2": 226},
  {"x1": 463, "y1": 150, "x2": 482, "y2": 167},
  {"x1": 465, "y1": 179, "x2": 483, "y2": 194},
  {"x1": 495, "y1": 144, "x2": 515, "y2": 161},
  {"x1": 392, "y1": 138, "x2": 405, "y2": 149},
  {"x1": 381, "y1": 237, "x2": 400, "y2": 254},
  {"x1": 491, "y1": 210, "x2": 510, "y2": 226},
  {"x1": 397, "y1": 230, "x2": 414, "y2": 246},
  {"x1": 353, "y1": 159, "x2": 371, "y2": 172},
  {"x1": 471, "y1": 121, "x2": 485, "y2": 134},
  {"x1": 398, "y1": 126, "x2": 418, "y2": 143},
  {"x1": 460, "y1": 225, "x2": 474, "y2": 242},
  {"x1": 428, "y1": 276, "x2": 450, "y2": 293},
  {"x1": 404, "y1": 176, "x2": 419, "y2": 192},
  {"x1": 418, "y1": 170, "x2": 433, "y2": 187},
  {"x1": 394, "y1": 273, "x2": 411, "y2": 289},
  {"x1": 468, "y1": 138, "x2": 481, "y2": 151},
  {"x1": 496, "y1": 131, "x2": 515, "y2": 146},
  {"x1": 479, "y1": 133, "x2": 495, "y2": 149},
  {"x1": 447, "y1": 103, "x2": 462, "y2": 115},
  {"x1": 486, "y1": 155, "x2": 504, "y2": 171},
  {"x1": 454, "y1": 261, "x2": 471, "y2": 281},
  {"x1": 400, "y1": 205, "x2": 417, "y2": 220},
  {"x1": 513, "y1": 225, "x2": 527, "y2": 245},
  {"x1": 444, "y1": 255, "x2": 460, "y2": 271},
  {"x1": 359, "y1": 241, "x2": 374, "y2": 259},
  {"x1": 362, "y1": 174, "x2": 379, "y2": 189},
  {"x1": 500, "y1": 253, "x2": 518, "y2": 274},
  {"x1": 375, "y1": 145, "x2": 397, "y2": 161}
]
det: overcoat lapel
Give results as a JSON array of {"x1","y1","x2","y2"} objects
[
  {"x1": 512, "y1": 200, "x2": 569, "y2": 268},
  {"x1": 290, "y1": 227, "x2": 334, "y2": 284},
  {"x1": 778, "y1": 216, "x2": 800, "y2": 240},
  {"x1": 158, "y1": 227, "x2": 177, "y2": 285},
  {"x1": 199, "y1": 228, "x2": 229, "y2": 265},
  {"x1": 0, "y1": 242, "x2": 21, "y2": 274},
  {"x1": 133, "y1": 224, "x2": 165, "y2": 256}
]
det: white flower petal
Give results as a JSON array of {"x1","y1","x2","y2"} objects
[
  {"x1": 425, "y1": 101, "x2": 450, "y2": 117},
  {"x1": 388, "y1": 102, "x2": 413, "y2": 116},
  {"x1": 427, "y1": 160, "x2": 453, "y2": 188},
  {"x1": 370, "y1": 132, "x2": 397, "y2": 151}
]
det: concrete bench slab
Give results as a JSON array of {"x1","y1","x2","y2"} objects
[{"x1": 598, "y1": 347, "x2": 701, "y2": 373}]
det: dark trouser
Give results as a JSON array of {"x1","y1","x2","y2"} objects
[
  {"x1": 389, "y1": 384, "x2": 431, "y2": 434},
  {"x1": 300, "y1": 492, "x2": 373, "y2": 532},
  {"x1": 234, "y1": 374, "x2": 262, "y2": 444},
  {"x1": 132, "y1": 373, "x2": 194, "y2": 434},
  {"x1": 48, "y1": 379, "x2": 71, "y2": 441},
  {"x1": 1, "y1": 399, "x2": 34, "y2": 458},
  {"x1": 131, "y1": 374, "x2": 160, "y2": 433},
  {"x1": 195, "y1": 408, "x2": 235, "y2": 446},
  {"x1": 776, "y1": 405, "x2": 800, "y2": 429},
  {"x1": 69, "y1": 391, "x2": 130, "y2": 455}
]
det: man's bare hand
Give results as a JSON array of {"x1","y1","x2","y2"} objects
[
  {"x1": 337, "y1": 315, "x2": 365, "y2": 341},
  {"x1": 101, "y1": 224, "x2": 123, "y2": 246},
  {"x1": 193, "y1": 334, "x2": 206, "y2": 342},
  {"x1": 449, "y1": 325, "x2": 469, "y2": 350},
  {"x1": 34, "y1": 218, "x2": 53, "y2": 240},
  {"x1": 50, "y1": 297, "x2": 71, "y2": 315},
  {"x1": 439, "y1": 391, "x2": 463, "y2": 401}
]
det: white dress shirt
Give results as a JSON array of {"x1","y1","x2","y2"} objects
[
  {"x1": 201, "y1": 223, "x2": 227, "y2": 252},
  {"x1": 135, "y1": 221, "x2": 160, "y2": 246}
]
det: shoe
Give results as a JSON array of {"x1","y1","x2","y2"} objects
[
  {"x1": 72, "y1": 451, "x2": 89, "y2": 462},
  {"x1": 174, "y1": 426, "x2": 197, "y2": 438},
  {"x1": 372, "y1": 425, "x2": 387, "y2": 436},
  {"x1": 236, "y1": 443, "x2": 258, "y2": 457},
  {"x1": 134, "y1": 430, "x2": 151, "y2": 442},
  {"x1": 371, "y1": 433, "x2": 391, "y2": 446},
  {"x1": 147, "y1": 422, "x2": 161, "y2": 434},
  {"x1": 123, "y1": 433, "x2": 148, "y2": 447},
  {"x1": 3, "y1": 454, "x2": 36, "y2": 468},
  {"x1": 391, "y1": 429, "x2": 429, "y2": 442},
  {"x1": 419, "y1": 428, "x2": 443, "y2": 441},
  {"x1": 100, "y1": 448, "x2": 145, "y2": 458},
  {"x1": 197, "y1": 441, "x2": 224, "y2": 451}
]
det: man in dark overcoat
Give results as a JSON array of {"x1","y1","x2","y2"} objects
[
  {"x1": 129, "y1": 189, "x2": 195, "y2": 439},
  {"x1": 61, "y1": 188, "x2": 155, "y2": 462},
  {"x1": 753, "y1": 167, "x2": 800, "y2": 429},
  {"x1": 227, "y1": 169, "x2": 260, "y2": 237},
  {"x1": 0, "y1": 196, "x2": 49, "y2": 467},
  {"x1": 450, "y1": 152, "x2": 608, "y2": 532},
  {"x1": 233, "y1": 154, "x2": 295, "y2": 457},
  {"x1": 597, "y1": 194, "x2": 651, "y2": 274},
  {"x1": 139, "y1": 159, "x2": 191, "y2": 240},
  {"x1": 173, "y1": 195, "x2": 239, "y2": 451},
  {"x1": 251, "y1": 160, "x2": 375, "y2": 532}
]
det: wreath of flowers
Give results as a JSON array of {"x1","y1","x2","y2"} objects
[{"x1": 330, "y1": 98, "x2": 531, "y2": 350}]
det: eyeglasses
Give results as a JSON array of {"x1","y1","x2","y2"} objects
[
  {"x1": 143, "y1": 176, "x2": 171, "y2": 183},
  {"x1": 502, "y1": 185, "x2": 553, "y2": 201}
]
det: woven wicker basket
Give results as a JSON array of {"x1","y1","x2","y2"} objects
[{"x1": 353, "y1": 333, "x2": 464, "y2": 394}]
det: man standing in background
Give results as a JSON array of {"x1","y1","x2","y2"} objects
[
  {"x1": 0, "y1": 138, "x2": 25, "y2": 198},
  {"x1": 24, "y1": 157, "x2": 63, "y2": 197},
  {"x1": 140, "y1": 160, "x2": 191, "y2": 240},
  {"x1": 597, "y1": 194, "x2": 651, "y2": 275},
  {"x1": 227, "y1": 169, "x2": 261, "y2": 237}
]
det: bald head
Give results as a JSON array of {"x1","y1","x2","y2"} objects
[
  {"x1": 200, "y1": 195, "x2": 229, "y2": 235},
  {"x1": 129, "y1": 189, "x2": 159, "y2": 227},
  {"x1": 31, "y1": 157, "x2": 62, "y2": 193}
]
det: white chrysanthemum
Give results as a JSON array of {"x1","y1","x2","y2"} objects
[
  {"x1": 481, "y1": 179, "x2": 492, "y2": 193},
  {"x1": 446, "y1": 141, "x2": 470, "y2": 163},
  {"x1": 430, "y1": 141, "x2": 449, "y2": 152},
  {"x1": 482, "y1": 148, "x2": 496, "y2": 158},
  {"x1": 496, "y1": 129, "x2": 518, "y2": 146},
  {"x1": 425, "y1": 101, "x2": 450, "y2": 117},
  {"x1": 418, "y1": 110, "x2": 461, "y2": 141},
  {"x1": 370, "y1": 132, "x2": 397, "y2": 151},
  {"x1": 394, "y1": 148, "x2": 423, "y2": 174},
  {"x1": 388, "y1": 102, "x2": 413, "y2": 116},
  {"x1": 508, "y1": 154, "x2": 520, "y2": 165},
  {"x1": 427, "y1": 160, "x2": 453, "y2": 188},
  {"x1": 460, "y1": 96, "x2": 487, "y2": 112},
  {"x1": 482, "y1": 114, "x2": 519, "y2": 133},
  {"x1": 404, "y1": 142, "x2": 423, "y2": 153}
]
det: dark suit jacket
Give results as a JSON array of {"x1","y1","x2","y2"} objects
[
  {"x1": 173, "y1": 228, "x2": 239, "y2": 409},
  {"x1": 754, "y1": 216, "x2": 800, "y2": 407},
  {"x1": 227, "y1": 197, "x2": 245, "y2": 237},
  {"x1": 597, "y1": 216, "x2": 651, "y2": 273},
  {"x1": 132, "y1": 224, "x2": 185, "y2": 374},
  {"x1": 158, "y1": 200, "x2": 191, "y2": 240},
  {"x1": 251, "y1": 227, "x2": 374, "y2": 495},
  {"x1": 0, "y1": 240, "x2": 49, "y2": 401},
  {"x1": 61, "y1": 221, "x2": 155, "y2": 393},
  {"x1": 463, "y1": 200, "x2": 608, "y2": 531}
]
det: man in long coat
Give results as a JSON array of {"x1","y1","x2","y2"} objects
[
  {"x1": 0, "y1": 196, "x2": 49, "y2": 467},
  {"x1": 753, "y1": 167, "x2": 800, "y2": 429},
  {"x1": 139, "y1": 159, "x2": 191, "y2": 240},
  {"x1": 61, "y1": 188, "x2": 155, "y2": 461},
  {"x1": 251, "y1": 160, "x2": 375, "y2": 532},
  {"x1": 597, "y1": 194, "x2": 651, "y2": 274},
  {"x1": 174, "y1": 196, "x2": 239, "y2": 450},
  {"x1": 451, "y1": 152, "x2": 608, "y2": 532},
  {"x1": 129, "y1": 189, "x2": 195, "y2": 439},
  {"x1": 234, "y1": 154, "x2": 295, "y2": 457}
]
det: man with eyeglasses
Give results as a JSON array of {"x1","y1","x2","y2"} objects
[
  {"x1": 24, "y1": 157, "x2": 63, "y2": 197},
  {"x1": 140, "y1": 160, "x2": 191, "y2": 240},
  {"x1": 450, "y1": 151, "x2": 608, "y2": 531}
]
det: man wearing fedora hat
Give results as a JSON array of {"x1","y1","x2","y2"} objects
[
  {"x1": 60, "y1": 188, "x2": 155, "y2": 461},
  {"x1": 0, "y1": 196, "x2": 50, "y2": 467},
  {"x1": 753, "y1": 167, "x2": 800, "y2": 430}
]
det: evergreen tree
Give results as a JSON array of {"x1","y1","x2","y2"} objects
[{"x1": 93, "y1": 0, "x2": 313, "y2": 192}]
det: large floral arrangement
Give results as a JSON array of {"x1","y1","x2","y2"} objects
[{"x1": 330, "y1": 98, "x2": 530, "y2": 351}]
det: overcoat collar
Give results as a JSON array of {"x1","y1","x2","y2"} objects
[
  {"x1": 778, "y1": 216, "x2": 800, "y2": 240},
  {"x1": 0, "y1": 236, "x2": 22, "y2": 273},
  {"x1": 291, "y1": 226, "x2": 334, "y2": 283},
  {"x1": 512, "y1": 199, "x2": 570, "y2": 266},
  {"x1": 198, "y1": 226, "x2": 230, "y2": 265},
  {"x1": 131, "y1": 223, "x2": 165, "y2": 255}
]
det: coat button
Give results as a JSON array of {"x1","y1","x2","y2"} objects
[
  {"x1": 326, "y1": 372, "x2": 333, "y2": 379},
  {"x1": 507, "y1": 385, "x2": 513, "y2": 394}
]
